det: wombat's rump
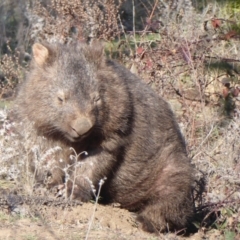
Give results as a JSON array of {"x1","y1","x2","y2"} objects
[{"x1": 15, "y1": 41, "x2": 194, "y2": 232}]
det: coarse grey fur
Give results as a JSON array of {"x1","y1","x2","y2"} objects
[{"x1": 15, "y1": 41, "x2": 194, "y2": 232}]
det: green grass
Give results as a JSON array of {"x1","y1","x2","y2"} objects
[{"x1": 104, "y1": 33, "x2": 161, "y2": 59}]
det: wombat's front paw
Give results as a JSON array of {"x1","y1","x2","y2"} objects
[
  {"x1": 66, "y1": 181, "x2": 92, "y2": 202},
  {"x1": 136, "y1": 215, "x2": 168, "y2": 233}
]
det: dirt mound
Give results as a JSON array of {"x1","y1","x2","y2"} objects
[{"x1": 0, "y1": 201, "x2": 158, "y2": 240}]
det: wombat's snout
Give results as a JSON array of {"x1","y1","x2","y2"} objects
[{"x1": 70, "y1": 117, "x2": 93, "y2": 138}]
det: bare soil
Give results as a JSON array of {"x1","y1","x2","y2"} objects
[
  {"x1": 0, "y1": 202, "x2": 158, "y2": 240},
  {"x1": 0, "y1": 194, "x2": 225, "y2": 240}
]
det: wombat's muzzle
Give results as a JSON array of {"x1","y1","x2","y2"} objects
[{"x1": 70, "y1": 117, "x2": 93, "y2": 139}]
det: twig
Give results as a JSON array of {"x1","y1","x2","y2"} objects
[
  {"x1": 132, "y1": 0, "x2": 137, "y2": 49},
  {"x1": 141, "y1": 0, "x2": 159, "y2": 37},
  {"x1": 85, "y1": 177, "x2": 106, "y2": 240},
  {"x1": 148, "y1": 0, "x2": 158, "y2": 23},
  {"x1": 192, "y1": 124, "x2": 215, "y2": 159},
  {"x1": 196, "y1": 189, "x2": 240, "y2": 212}
]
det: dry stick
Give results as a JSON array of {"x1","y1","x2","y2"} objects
[
  {"x1": 192, "y1": 124, "x2": 215, "y2": 160},
  {"x1": 31, "y1": 146, "x2": 40, "y2": 194},
  {"x1": 118, "y1": 15, "x2": 134, "y2": 56},
  {"x1": 85, "y1": 178, "x2": 106, "y2": 240},
  {"x1": 204, "y1": 55, "x2": 240, "y2": 63},
  {"x1": 141, "y1": 0, "x2": 159, "y2": 37},
  {"x1": 132, "y1": 0, "x2": 137, "y2": 49},
  {"x1": 197, "y1": 188, "x2": 240, "y2": 212},
  {"x1": 198, "y1": 192, "x2": 240, "y2": 229}
]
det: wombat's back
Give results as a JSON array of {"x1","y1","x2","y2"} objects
[{"x1": 101, "y1": 61, "x2": 193, "y2": 216}]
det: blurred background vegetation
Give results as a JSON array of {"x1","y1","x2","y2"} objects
[{"x1": 1, "y1": 0, "x2": 240, "y2": 54}]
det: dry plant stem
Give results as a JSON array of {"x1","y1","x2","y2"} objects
[
  {"x1": 141, "y1": 0, "x2": 158, "y2": 37},
  {"x1": 132, "y1": 0, "x2": 137, "y2": 49},
  {"x1": 32, "y1": 148, "x2": 40, "y2": 193},
  {"x1": 69, "y1": 148, "x2": 88, "y2": 201},
  {"x1": 118, "y1": 15, "x2": 134, "y2": 56},
  {"x1": 199, "y1": 190, "x2": 240, "y2": 212},
  {"x1": 198, "y1": 190, "x2": 239, "y2": 228},
  {"x1": 192, "y1": 124, "x2": 215, "y2": 160},
  {"x1": 85, "y1": 178, "x2": 106, "y2": 240}
]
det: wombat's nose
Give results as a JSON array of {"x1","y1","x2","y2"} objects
[{"x1": 71, "y1": 117, "x2": 93, "y2": 137}]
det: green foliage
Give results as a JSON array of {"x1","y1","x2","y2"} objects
[
  {"x1": 223, "y1": 0, "x2": 240, "y2": 15},
  {"x1": 224, "y1": 231, "x2": 236, "y2": 240},
  {"x1": 104, "y1": 33, "x2": 161, "y2": 59}
]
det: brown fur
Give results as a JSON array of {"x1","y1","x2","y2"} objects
[{"x1": 15, "y1": 41, "x2": 195, "y2": 232}]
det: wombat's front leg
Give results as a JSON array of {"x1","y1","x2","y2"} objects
[{"x1": 66, "y1": 150, "x2": 115, "y2": 202}]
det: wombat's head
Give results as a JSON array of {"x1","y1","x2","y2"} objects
[{"x1": 18, "y1": 42, "x2": 110, "y2": 142}]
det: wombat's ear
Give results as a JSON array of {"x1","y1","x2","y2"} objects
[
  {"x1": 32, "y1": 43, "x2": 51, "y2": 66},
  {"x1": 85, "y1": 40, "x2": 105, "y2": 67}
]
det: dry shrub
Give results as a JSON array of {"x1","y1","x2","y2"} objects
[
  {"x1": 0, "y1": 47, "x2": 25, "y2": 99},
  {"x1": 27, "y1": 0, "x2": 124, "y2": 43},
  {"x1": 127, "y1": 3, "x2": 240, "y2": 143}
]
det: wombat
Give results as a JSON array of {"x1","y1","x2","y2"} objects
[{"x1": 15, "y1": 41, "x2": 194, "y2": 232}]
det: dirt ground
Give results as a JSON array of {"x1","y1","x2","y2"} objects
[
  {"x1": 0, "y1": 200, "x2": 220, "y2": 240},
  {"x1": 0, "y1": 202, "x2": 160, "y2": 240}
]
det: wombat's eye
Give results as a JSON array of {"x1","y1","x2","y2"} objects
[
  {"x1": 58, "y1": 97, "x2": 63, "y2": 102},
  {"x1": 57, "y1": 91, "x2": 65, "y2": 103},
  {"x1": 94, "y1": 96, "x2": 101, "y2": 104},
  {"x1": 57, "y1": 95, "x2": 66, "y2": 104}
]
